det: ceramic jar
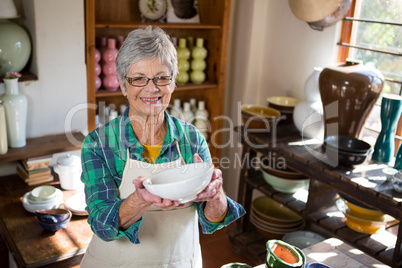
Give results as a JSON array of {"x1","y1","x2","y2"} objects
[
  {"x1": 183, "y1": 102, "x2": 194, "y2": 123},
  {"x1": 1, "y1": 78, "x2": 27, "y2": 148},
  {"x1": 170, "y1": 98, "x2": 183, "y2": 119},
  {"x1": 194, "y1": 101, "x2": 209, "y2": 140},
  {"x1": 190, "y1": 38, "x2": 207, "y2": 84},
  {"x1": 53, "y1": 154, "x2": 83, "y2": 190},
  {"x1": 318, "y1": 60, "x2": 384, "y2": 138},
  {"x1": 94, "y1": 48, "x2": 102, "y2": 91},
  {"x1": 176, "y1": 38, "x2": 190, "y2": 86},
  {"x1": 391, "y1": 170, "x2": 402, "y2": 193},
  {"x1": 0, "y1": 100, "x2": 8, "y2": 155},
  {"x1": 102, "y1": 38, "x2": 119, "y2": 91}
]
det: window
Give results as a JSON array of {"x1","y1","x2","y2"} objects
[{"x1": 338, "y1": 0, "x2": 402, "y2": 149}]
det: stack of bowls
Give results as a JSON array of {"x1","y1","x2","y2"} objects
[
  {"x1": 35, "y1": 208, "x2": 72, "y2": 232},
  {"x1": 267, "y1": 96, "x2": 300, "y2": 125},
  {"x1": 251, "y1": 197, "x2": 304, "y2": 240},
  {"x1": 260, "y1": 164, "x2": 309, "y2": 194},
  {"x1": 335, "y1": 196, "x2": 395, "y2": 234},
  {"x1": 241, "y1": 104, "x2": 281, "y2": 130},
  {"x1": 324, "y1": 135, "x2": 372, "y2": 167},
  {"x1": 22, "y1": 185, "x2": 63, "y2": 213}
]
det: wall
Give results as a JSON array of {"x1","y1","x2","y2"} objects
[
  {"x1": 221, "y1": 0, "x2": 341, "y2": 199},
  {"x1": 0, "y1": 0, "x2": 87, "y2": 175}
]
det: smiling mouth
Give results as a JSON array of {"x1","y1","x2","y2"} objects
[{"x1": 140, "y1": 97, "x2": 162, "y2": 102}]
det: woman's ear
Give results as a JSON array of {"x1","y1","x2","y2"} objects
[{"x1": 118, "y1": 76, "x2": 127, "y2": 97}]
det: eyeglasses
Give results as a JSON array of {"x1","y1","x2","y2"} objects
[{"x1": 125, "y1": 75, "x2": 172, "y2": 87}]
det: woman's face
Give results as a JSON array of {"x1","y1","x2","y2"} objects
[{"x1": 121, "y1": 58, "x2": 174, "y2": 119}]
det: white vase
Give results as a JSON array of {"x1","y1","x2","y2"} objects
[
  {"x1": 170, "y1": 98, "x2": 183, "y2": 119},
  {"x1": 293, "y1": 100, "x2": 324, "y2": 140},
  {"x1": 304, "y1": 67, "x2": 323, "y2": 102},
  {"x1": 183, "y1": 102, "x2": 194, "y2": 123},
  {"x1": 1, "y1": 78, "x2": 27, "y2": 148},
  {"x1": 195, "y1": 100, "x2": 209, "y2": 118},
  {"x1": 0, "y1": 100, "x2": 8, "y2": 154}
]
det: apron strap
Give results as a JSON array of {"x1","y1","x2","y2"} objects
[{"x1": 175, "y1": 140, "x2": 186, "y2": 165}]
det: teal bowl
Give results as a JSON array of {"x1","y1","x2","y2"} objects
[{"x1": 266, "y1": 240, "x2": 304, "y2": 268}]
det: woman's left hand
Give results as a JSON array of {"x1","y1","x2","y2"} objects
[{"x1": 192, "y1": 154, "x2": 224, "y2": 202}]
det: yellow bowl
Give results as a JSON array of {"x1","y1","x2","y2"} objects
[
  {"x1": 338, "y1": 193, "x2": 384, "y2": 219},
  {"x1": 267, "y1": 96, "x2": 301, "y2": 111},
  {"x1": 241, "y1": 104, "x2": 281, "y2": 129},
  {"x1": 252, "y1": 196, "x2": 303, "y2": 224}
]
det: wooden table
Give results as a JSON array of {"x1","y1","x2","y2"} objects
[
  {"x1": 255, "y1": 238, "x2": 390, "y2": 268},
  {"x1": 0, "y1": 174, "x2": 92, "y2": 267}
]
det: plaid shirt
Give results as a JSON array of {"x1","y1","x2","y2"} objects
[{"x1": 81, "y1": 109, "x2": 246, "y2": 244}]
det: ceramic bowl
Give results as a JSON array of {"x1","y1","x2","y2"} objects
[
  {"x1": 305, "y1": 262, "x2": 331, "y2": 268},
  {"x1": 261, "y1": 168, "x2": 309, "y2": 194},
  {"x1": 36, "y1": 209, "x2": 72, "y2": 232},
  {"x1": 22, "y1": 189, "x2": 64, "y2": 213},
  {"x1": 266, "y1": 240, "x2": 304, "y2": 268},
  {"x1": 336, "y1": 199, "x2": 391, "y2": 234},
  {"x1": 220, "y1": 263, "x2": 253, "y2": 268},
  {"x1": 260, "y1": 161, "x2": 307, "y2": 180},
  {"x1": 392, "y1": 170, "x2": 402, "y2": 193},
  {"x1": 241, "y1": 104, "x2": 281, "y2": 129},
  {"x1": 252, "y1": 197, "x2": 303, "y2": 224},
  {"x1": 324, "y1": 144, "x2": 371, "y2": 167},
  {"x1": 324, "y1": 135, "x2": 372, "y2": 154},
  {"x1": 35, "y1": 208, "x2": 72, "y2": 224},
  {"x1": 267, "y1": 96, "x2": 300, "y2": 112},
  {"x1": 338, "y1": 192, "x2": 384, "y2": 219},
  {"x1": 282, "y1": 231, "x2": 326, "y2": 249},
  {"x1": 30, "y1": 185, "x2": 57, "y2": 201},
  {"x1": 143, "y1": 162, "x2": 214, "y2": 203},
  {"x1": 382, "y1": 167, "x2": 398, "y2": 181}
]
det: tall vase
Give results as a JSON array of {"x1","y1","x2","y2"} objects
[
  {"x1": 372, "y1": 94, "x2": 402, "y2": 164},
  {"x1": 319, "y1": 60, "x2": 384, "y2": 138},
  {"x1": 0, "y1": 100, "x2": 8, "y2": 154},
  {"x1": 1, "y1": 78, "x2": 27, "y2": 148},
  {"x1": 176, "y1": 38, "x2": 190, "y2": 86},
  {"x1": 394, "y1": 144, "x2": 402, "y2": 170},
  {"x1": 102, "y1": 38, "x2": 119, "y2": 91},
  {"x1": 190, "y1": 38, "x2": 207, "y2": 84}
]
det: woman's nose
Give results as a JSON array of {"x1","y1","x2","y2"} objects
[{"x1": 144, "y1": 82, "x2": 159, "y2": 93}]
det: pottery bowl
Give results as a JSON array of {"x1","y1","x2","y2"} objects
[
  {"x1": 324, "y1": 135, "x2": 372, "y2": 154},
  {"x1": 336, "y1": 199, "x2": 390, "y2": 234},
  {"x1": 392, "y1": 170, "x2": 402, "y2": 193},
  {"x1": 282, "y1": 231, "x2": 325, "y2": 249},
  {"x1": 382, "y1": 167, "x2": 398, "y2": 181},
  {"x1": 260, "y1": 161, "x2": 307, "y2": 180},
  {"x1": 324, "y1": 144, "x2": 371, "y2": 167},
  {"x1": 252, "y1": 197, "x2": 303, "y2": 224},
  {"x1": 143, "y1": 162, "x2": 214, "y2": 203},
  {"x1": 241, "y1": 104, "x2": 281, "y2": 129},
  {"x1": 305, "y1": 262, "x2": 331, "y2": 268},
  {"x1": 338, "y1": 192, "x2": 384, "y2": 219},
  {"x1": 267, "y1": 96, "x2": 300, "y2": 112},
  {"x1": 220, "y1": 263, "x2": 253, "y2": 268},
  {"x1": 266, "y1": 240, "x2": 304, "y2": 268},
  {"x1": 35, "y1": 209, "x2": 72, "y2": 224},
  {"x1": 30, "y1": 185, "x2": 57, "y2": 202},
  {"x1": 261, "y1": 168, "x2": 309, "y2": 194},
  {"x1": 35, "y1": 209, "x2": 72, "y2": 232}
]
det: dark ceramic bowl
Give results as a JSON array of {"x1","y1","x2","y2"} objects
[
  {"x1": 35, "y1": 208, "x2": 72, "y2": 224},
  {"x1": 324, "y1": 135, "x2": 372, "y2": 154},
  {"x1": 36, "y1": 216, "x2": 71, "y2": 232},
  {"x1": 324, "y1": 144, "x2": 370, "y2": 167},
  {"x1": 305, "y1": 262, "x2": 331, "y2": 268}
]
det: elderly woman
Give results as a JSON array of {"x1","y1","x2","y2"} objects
[{"x1": 80, "y1": 26, "x2": 245, "y2": 267}]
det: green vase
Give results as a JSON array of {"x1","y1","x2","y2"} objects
[
  {"x1": 0, "y1": 19, "x2": 31, "y2": 77},
  {"x1": 190, "y1": 38, "x2": 207, "y2": 84},
  {"x1": 176, "y1": 38, "x2": 190, "y2": 86}
]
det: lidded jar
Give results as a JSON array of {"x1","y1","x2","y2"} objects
[{"x1": 318, "y1": 60, "x2": 384, "y2": 138}]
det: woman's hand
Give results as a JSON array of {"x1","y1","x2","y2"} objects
[{"x1": 133, "y1": 176, "x2": 183, "y2": 209}]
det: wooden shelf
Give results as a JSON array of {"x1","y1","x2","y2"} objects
[
  {"x1": 0, "y1": 132, "x2": 85, "y2": 163},
  {"x1": 95, "y1": 22, "x2": 222, "y2": 30}
]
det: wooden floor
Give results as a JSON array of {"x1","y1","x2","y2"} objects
[{"x1": 1, "y1": 227, "x2": 250, "y2": 268}]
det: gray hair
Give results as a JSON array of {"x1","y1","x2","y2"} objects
[{"x1": 116, "y1": 26, "x2": 178, "y2": 91}]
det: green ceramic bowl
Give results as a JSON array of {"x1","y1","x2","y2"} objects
[{"x1": 266, "y1": 240, "x2": 304, "y2": 268}]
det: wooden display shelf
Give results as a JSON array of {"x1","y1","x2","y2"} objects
[
  {"x1": 95, "y1": 22, "x2": 222, "y2": 30},
  {"x1": 0, "y1": 132, "x2": 85, "y2": 163}
]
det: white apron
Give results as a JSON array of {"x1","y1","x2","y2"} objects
[{"x1": 81, "y1": 142, "x2": 202, "y2": 268}]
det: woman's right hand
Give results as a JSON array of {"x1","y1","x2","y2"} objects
[{"x1": 133, "y1": 176, "x2": 183, "y2": 209}]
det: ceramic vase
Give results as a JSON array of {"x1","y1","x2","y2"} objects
[
  {"x1": 194, "y1": 100, "x2": 209, "y2": 140},
  {"x1": 170, "y1": 99, "x2": 183, "y2": 119},
  {"x1": 394, "y1": 144, "x2": 402, "y2": 170},
  {"x1": 190, "y1": 38, "x2": 207, "y2": 84},
  {"x1": 1, "y1": 78, "x2": 27, "y2": 148},
  {"x1": 0, "y1": 19, "x2": 31, "y2": 77},
  {"x1": 372, "y1": 94, "x2": 402, "y2": 164},
  {"x1": 102, "y1": 38, "x2": 119, "y2": 91},
  {"x1": 176, "y1": 38, "x2": 190, "y2": 86},
  {"x1": 183, "y1": 102, "x2": 194, "y2": 123},
  {"x1": 293, "y1": 67, "x2": 324, "y2": 140},
  {"x1": 94, "y1": 48, "x2": 102, "y2": 91},
  {"x1": 0, "y1": 100, "x2": 8, "y2": 154},
  {"x1": 319, "y1": 60, "x2": 384, "y2": 138}
]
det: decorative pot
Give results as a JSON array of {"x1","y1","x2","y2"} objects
[
  {"x1": 0, "y1": 100, "x2": 7, "y2": 154},
  {"x1": 0, "y1": 78, "x2": 27, "y2": 148},
  {"x1": 319, "y1": 60, "x2": 384, "y2": 138},
  {"x1": 102, "y1": 38, "x2": 119, "y2": 91},
  {"x1": 0, "y1": 19, "x2": 31, "y2": 76}
]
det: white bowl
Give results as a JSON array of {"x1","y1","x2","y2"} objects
[
  {"x1": 261, "y1": 168, "x2": 309, "y2": 194},
  {"x1": 22, "y1": 189, "x2": 64, "y2": 213},
  {"x1": 382, "y1": 167, "x2": 398, "y2": 181},
  {"x1": 30, "y1": 186, "x2": 57, "y2": 201},
  {"x1": 282, "y1": 231, "x2": 326, "y2": 249},
  {"x1": 143, "y1": 162, "x2": 214, "y2": 203}
]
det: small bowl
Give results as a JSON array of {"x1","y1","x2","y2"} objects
[
  {"x1": 266, "y1": 240, "x2": 304, "y2": 268},
  {"x1": 324, "y1": 144, "x2": 371, "y2": 167},
  {"x1": 261, "y1": 168, "x2": 309, "y2": 194},
  {"x1": 267, "y1": 96, "x2": 300, "y2": 112},
  {"x1": 383, "y1": 167, "x2": 398, "y2": 181},
  {"x1": 338, "y1": 192, "x2": 384, "y2": 219},
  {"x1": 35, "y1": 209, "x2": 72, "y2": 232},
  {"x1": 241, "y1": 104, "x2": 281, "y2": 129},
  {"x1": 392, "y1": 170, "x2": 402, "y2": 193},
  {"x1": 324, "y1": 135, "x2": 372, "y2": 154},
  {"x1": 305, "y1": 262, "x2": 331, "y2": 268},
  {"x1": 252, "y1": 197, "x2": 303, "y2": 224},
  {"x1": 260, "y1": 160, "x2": 307, "y2": 180},
  {"x1": 30, "y1": 186, "x2": 57, "y2": 201},
  {"x1": 220, "y1": 263, "x2": 253, "y2": 268},
  {"x1": 35, "y1": 209, "x2": 72, "y2": 224},
  {"x1": 143, "y1": 162, "x2": 214, "y2": 203}
]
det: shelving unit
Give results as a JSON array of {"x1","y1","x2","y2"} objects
[
  {"x1": 85, "y1": 0, "x2": 231, "y2": 159},
  {"x1": 229, "y1": 125, "x2": 402, "y2": 267}
]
